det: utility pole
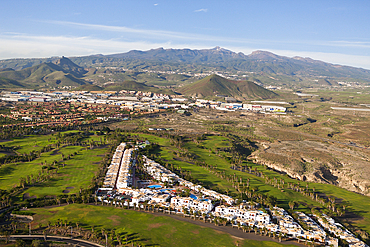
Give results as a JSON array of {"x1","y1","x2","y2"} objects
[{"x1": 29, "y1": 222, "x2": 31, "y2": 236}]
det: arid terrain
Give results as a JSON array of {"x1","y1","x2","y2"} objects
[{"x1": 109, "y1": 97, "x2": 370, "y2": 197}]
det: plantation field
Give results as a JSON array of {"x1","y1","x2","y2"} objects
[{"x1": 29, "y1": 204, "x2": 297, "y2": 247}]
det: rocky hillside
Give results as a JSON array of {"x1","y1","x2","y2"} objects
[
  {"x1": 251, "y1": 135, "x2": 370, "y2": 196},
  {"x1": 0, "y1": 57, "x2": 88, "y2": 89}
]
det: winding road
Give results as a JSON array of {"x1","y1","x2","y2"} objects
[{"x1": 5, "y1": 235, "x2": 104, "y2": 247}]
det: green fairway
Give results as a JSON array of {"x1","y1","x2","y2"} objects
[
  {"x1": 29, "y1": 204, "x2": 296, "y2": 247},
  {"x1": 23, "y1": 147, "x2": 107, "y2": 196},
  {"x1": 312, "y1": 182, "x2": 370, "y2": 232},
  {"x1": 0, "y1": 132, "x2": 108, "y2": 197},
  {"x1": 0, "y1": 160, "x2": 42, "y2": 191},
  {"x1": 1, "y1": 134, "x2": 57, "y2": 154}
]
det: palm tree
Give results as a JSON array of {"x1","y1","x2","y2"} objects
[
  {"x1": 3, "y1": 231, "x2": 10, "y2": 243},
  {"x1": 289, "y1": 200, "x2": 296, "y2": 211},
  {"x1": 43, "y1": 230, "x2": 47, "y2": 241},
  {"x1": 190, "y1": 210, "x2": 195, "y2": 219},
  {"x1": 202, "y1": 213, "x2": 207, "y2": 222},
  {"x1": 115, "y1": 231, "x2": 122, "y2": 246},
  {"x1": 242, "y1": 225, "x2": 247, "y2": 232}
]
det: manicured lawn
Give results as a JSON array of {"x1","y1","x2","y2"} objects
[
  {"x1": 23, "y1": 147, "x2": 107, "y2": 197},
  {"x1": 0, "y1": 160, "x2": 42, "y2": 191},
  {"x1": 187, "y1": 136, "x2": 325, "y2": 210},
  {"x1": 0, "y1": 145, "x2": 83, "y2": 191},
  {"x1": 0, "y1": 136, "x2": 108, "y2": 198},
  {"x1": 2, "y1": 134, "x2": 57, "y2": 154},
  {"x1": 29, "y1": 204, "x2": 296, "y2": 247},
  {"x1": 312, "y1": 182, "x2": 370, "y2": 233},
  {"x1": 202, "y1": 136, "x2": 370, "y2": 232}
]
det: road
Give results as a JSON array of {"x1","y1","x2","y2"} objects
[
  {"x1": 144, "y1": 210, "x2": 305, "y2": 247},
  {"x1": 15, "y1": 203, "x2": 306, "y2": 246},
  {"x1": 4, "y1": 235, "x2": 104, "y2": 247}
]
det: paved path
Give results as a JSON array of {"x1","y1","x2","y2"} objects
[{"x1": 5, "y1": 235, "x2": 104, "y2": 247}]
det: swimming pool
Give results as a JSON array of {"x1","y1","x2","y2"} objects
[
  {"x1": 190, "y1": 194, "x2": 198, "y2": 200},
  {"x1": 147, "y1": 185, "x2": 162, "y2": 189}
]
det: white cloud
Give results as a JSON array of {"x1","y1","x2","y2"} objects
[
  {"x1": 154, "y1": 3, "x2": 158, "y2": 6},
  {"x1": 194, "y1": 9, "x2": 208, "y2": 12},
  {"x1": 233, "y1": 46, "x2": 370, "y2": 69},
  {"x1": 44, "y1": 20, "x2": 370, "y2": 53},
  {"x1": 0, "y1": 34, "x2": 207, "y2": 59},
  {"x1": 279, "y1": 50, "x2": 370, "y2": 70},
  {"x1": 327, "y1": 40, "x2": 370, "y2": 49},
  {"x1": 46, "y1": 20, "x2": 218, "y2": 42}
]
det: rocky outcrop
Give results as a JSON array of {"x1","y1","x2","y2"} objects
[{"x1": 252, "y1": 140, "x2": 370, "y2": 197}]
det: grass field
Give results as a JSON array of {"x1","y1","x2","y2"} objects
[
  {"x1": 22, "y1": 147, "x2": 107, "y2": 197},
  {"x1": 29, "y1": 204, "x2": 297, "y2": 247},
  {"x1": 0, "y1": 132, "x2": 109, "y2": 198},
  {"x1": 2, "y1": 134, "x2": 57, "y2": 154}
]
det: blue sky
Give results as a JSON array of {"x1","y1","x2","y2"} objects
[{"x1": 1, "y1": 0, "x2": 370, "y2": 68}]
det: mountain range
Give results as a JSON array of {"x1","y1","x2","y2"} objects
[
  {"x1": 1, "y1": 47, "x2": 370, "y2": 92},
  {"x1": 1, "y1": 47, "x2": 370, "y2": 81},
  {"x1": 0, "y1": 56, "x2": 276, "y2": 100}
]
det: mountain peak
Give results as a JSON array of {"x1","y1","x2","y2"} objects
[
  {"x1": 53, "y1": 56, "x2": 81, "y2": 67},
  {"x1": 248, "y1": 50, "x2": 282, "y2": 60},
  {"x1": 52, "y1": 56, "x2": 86, "y2": 76},
  {"x1": 178, "y1": 73, "x2": 277, "y2": 100},
  {"x1": 210, "y1": 46, "x2": 231, "y2": 52}
]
